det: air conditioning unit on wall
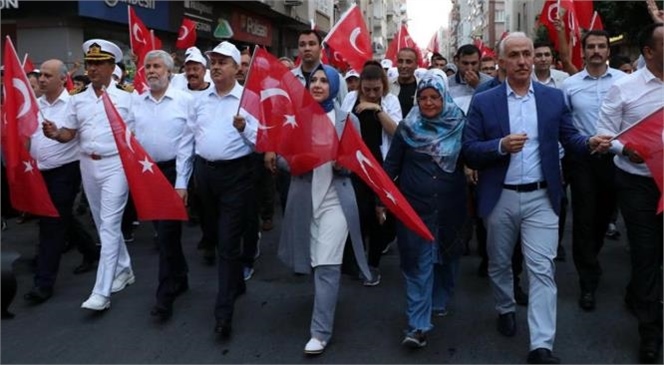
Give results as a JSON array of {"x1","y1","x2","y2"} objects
[{"x1": 284, "y1": 0, "x2": 303, "y2": 6}]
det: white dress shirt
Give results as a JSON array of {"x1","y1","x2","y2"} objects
[
  {"x1": 63, "y1": 80, "x2": 134, "y2": 157},
  {"x1": 190, "y1": 81, "x2": 258, "y2": 160},
  {"x1": 340, "y1": 91, "x2": 403, "y2": 160},
  {"x1": 31, "y1": 90, "x2": 79, "y2": 170},
  {"x1": 596, "y1": 67, "x2": 664, "y2": 177},
  {"x1": 170, "y1": 70, "x2": 212, "y2": 91},
  {"x1": 562, "y1": 67, "x2": 625, "y2": 136},
  {"x1": 502, "y1": 81, "x2": 544, "y2": 185},
  {"x1": 182, "y1": 82, "x2": 212, "y2": 97},
  {"x1": 532, "y1": 68, "x2": 570, "y2": 89},
  {"x1": 131, "y1": 85, "x2": 195, "y2": 189}
]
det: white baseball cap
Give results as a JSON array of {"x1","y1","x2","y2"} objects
[
  {"x1": 113, "y1": 65, "x2": 122, "y2": 80},
  {"x1": 344, "y1": 69, "x2": 360, "y2": 79},
  {"x1": 185, "y1": 51, "x2": 207, "y2": 66},
  {"x1": 387, "y1": 67, "x2": 398, "y2": 80},
  {"x1": 380, "y1": 59, "x2": 393, "y2": 69},
  {"x1": 205, "y1": 41, "x2": 240, "y2": 65}
]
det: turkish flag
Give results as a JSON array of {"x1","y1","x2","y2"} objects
[
  {"x1": 426, "y1": 31, "x2": 441, "y2": 54},
  {"x1": 385, "y1": 25, "x2": 424, "y2": 67},
  {"x1": 336, "y1": 119, "x2": 434, "y2": 241},
  {"x1": 473, "y1": 38, "x2": 496, "y2": 59},
  {"x1": 128, "y1": 6, "x2": 151, "y2": 63},
  {"x1": 132, "y1": 66, "x2": 149, "y2": 94},
  {"x1": 589, "y1": 11, "x2": 604, "y2": 30},
  {"x1": 65, "y1": 73, "x2": 75, "y2": 92},
  {"x1": 615, "y1": 107, "x2": 664, "y2": 213},
  {"x1": 175, "y1": 17, "x2": 197, "y2": 50},
  {"x1": 150, "y1": 30, "x2": 162, "y2": 51},
  {"x1": 22, "y1": 54, "x2": 36, "y2": 74},
  {"x1": 322, "y1": 3, "x2": 372, "y2": 72},
  {"x1": 241, "y1": 47, "x2": 339, "y2": 175},
  {"x1": 101, "y1": 90, "x2": 188, "y2": 221},
  {"x1": 322, "y1": 44, "x2": 349, "y2": 73},
  {"x1": 2, "y1": 37, "x2": 59, "y2": 217},
  {"x1": 539, "y1": 0, "x2": 583, "y2": 69}
]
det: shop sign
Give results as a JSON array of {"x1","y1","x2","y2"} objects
[{"x1": 230, "y1": 9, "x2": 272, "y2": 46}]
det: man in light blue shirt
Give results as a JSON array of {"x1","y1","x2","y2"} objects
[{"x1": 561, "y1": 30, "x2": 626, "y2": 313}]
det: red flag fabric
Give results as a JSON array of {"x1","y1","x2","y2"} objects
[
  {"x1": 2, "y1": 37, "x2": 59, "y2": 217},
  {"x1": 241, "y1": 47, "x2": 339, "y2": 175},
  {"x1": 101, "y1": 90, "x2": 188, "y2": 221},
  {"x1": 426, "y1": 31, "x2": 441, "y2": 54},
  {"x1": 175, "y1": 17, "x2": 197, "y2": 49},
  {"x1": 473, "y1": 38, "x2": 497, "y2": 59},
  {"x1": 615, "y1": 107, "x2": 664, "y2": 213},
  {"x1": 385, "y1": 25, "x2": 424, "y2": 67},
  {"x1": 539, "y1": 0, "x2": 583, "y2": 69},
  {"x1": 322, "y1": 3, "x2": 372, "y2": 72},
  {"x1": 132, "y1": 66, "x2": 149, "y2": 94},
  {"x1": 22, "y1": 54, "x2": 36, "y2": 74},
  {"x1": 589, "y1": 11, "x2": 604, "y2": 30},
  {"x1": 150, "y1": 30, "x2": 162, "y2": 51},
  {"x1": 65, "y1": 73, "x2": 75, "y2": 92},
  {"x1": 336, "y1": 119, "x2": 434, "y2": 241},
  {"x1": 322, "y1": 44, "x2": 349, "y2": 73},
  {"x1": 128, "y1": 6, "x2": 151, "y2": 63}
]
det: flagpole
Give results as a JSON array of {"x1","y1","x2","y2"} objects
[
  {"x1": 589, "y1": 11, "x2": 598, "y2": 30},
  {"x1": 150, "y1": 30, "x2": 156, "y2": 49},
  {"x1": 610, "y1": 106, "x2": 664, "y2": 141},
  {"x1": 21, "y1": 53, "x2": 28, "y2": 67},
  {"x1": 127, "y1": 6, "x2": 134, "y2": 51},
  {"x1": 556, "y1": 0, "x2": 562, "y2": 19},
  {"x1": 236, "y1": 45, "x2": 259, "y2": 116}
]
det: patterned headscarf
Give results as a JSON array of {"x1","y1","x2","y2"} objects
[
  {"x1": 308, "y1": 64, "x2": 340, "y2": 113},
  {"x1": 399, "y1": 70, "x2": 466, "y2": 173}
]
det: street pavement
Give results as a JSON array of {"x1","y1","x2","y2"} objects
[{"x1": 0, "y1": 203, "x2": 658, "y2": 364}]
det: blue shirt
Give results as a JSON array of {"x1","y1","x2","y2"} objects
[
  {"x1": 502, "y1": 81, "x2": 544, "y2": 185},
  {"x1": 561, "y1": 67, "x2": 626, "y2": 136}
]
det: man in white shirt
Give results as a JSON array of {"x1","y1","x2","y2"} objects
[
  {"x1": 561, "y1": 30, "x2": 626, "y2": 312},
  {"x1": 42, "y1": 39, "x2": 135, "y2": 312},
  {"x1": 170, "y1": 47, "x2": 212, "y2": 91},
  {"x1": 596, "y1": 22, "x2": 664, "y2": 364},
  {"x1": 132, "y1": 50, "x2": 195, "y2": 321},
  {"x1": 532, "y1": 42, "x2": 570, "y2": 89},
  {"x1": 24, "y1": 59, "x2": 99, "y2": 305},
  {"x1": 191, "y1": 41, "x2": 258, "y2": 339}
]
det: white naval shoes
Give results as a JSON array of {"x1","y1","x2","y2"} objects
[
  {"x1": 81, "y1": 293, "x2": 110, "y2": 311},
  {"x1": 111, "y1": 270, "x2": 135, "y2": 293},
  {"x1": 304, "y1": 338, "x2": 327, "y2": 355}
]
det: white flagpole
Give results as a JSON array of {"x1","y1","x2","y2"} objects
[{"x1": 589, "y1": 11, "x2": 598, "y2": 30}]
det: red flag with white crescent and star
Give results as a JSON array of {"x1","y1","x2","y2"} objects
[
  {"x1": 240, "y1": 46, "x2": 339, "y2": 176},
  {"x1": 176, "y1": 17, "x2": 197, "y2": 49},
  {"x1": 100, "y1": 90, "x2": 188, "y2": 221},
  {"x1": 322, "y1": 3, "x2": 372, "y2": 73},
  {"x1": 336, "y1": 119, "x2": 434, "y2": 241},
  {"x1": 2, "y1": 37, "x2": 59, "y2": 217},
  {"x1": 128, "y1": 6, "x2": 151, "y2": 64},
  {"x1": 385, "y1": 24, "x2": 425, "y2": 67}
]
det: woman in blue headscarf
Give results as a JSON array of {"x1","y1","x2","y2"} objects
[
  {"x1": 277, "y1": 64, "x2": 370, "y2": 356},
  {"x1": 380, "y1": 70, "x2": 468, "y2": 348}
]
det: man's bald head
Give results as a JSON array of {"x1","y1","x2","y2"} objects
[{"x1": 39, "y1": 59, "x2": 68, "y2": 98}]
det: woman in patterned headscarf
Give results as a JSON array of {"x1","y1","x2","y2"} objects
[{"x1": 380, "y1": 70, "x2": 468, "y2": 348}]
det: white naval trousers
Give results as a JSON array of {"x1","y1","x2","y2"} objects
[{"x1": 79, "y1": 154, "x2": 131, "y2": 298}]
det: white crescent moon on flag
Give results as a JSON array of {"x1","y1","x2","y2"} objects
[
  {"x1": 124, "y1": 126, "x2": 135, "y2": 153},
  {"x1": 260, "y1": 88, "x2": 291, "y2": 102},
  {"x1": 547, "y1": 4, "x2": 559, "y2": 23},
  {"x1": 133, "y1": 24, "x2": 146, "y2": 44},
  {"x1": 350, "y1": 27, "x2": 366, "y2": 55},
  {"x1": 178, "y1": 25, "x2": 189, "y2": 41},
  {"x1": 12, "y1": 78, "x2": 32, "y2": 119},
  {"x1": 356, "y1": 150, "x2": 377, "y2": 187}
]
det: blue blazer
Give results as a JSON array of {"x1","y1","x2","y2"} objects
[{"x1": 462, "y1": 81, "x2": 589, "y2": 218}]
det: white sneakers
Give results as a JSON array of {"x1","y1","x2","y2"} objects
[
  {"x1": 111, "y1": 270, "x2": 135, "y2": 293},
  {"x1": 81, "y1": 294, "x2": 110, "y2": 311},
  {"x1": 304, "y1": 338, "x2": 327, "y2": 355}
]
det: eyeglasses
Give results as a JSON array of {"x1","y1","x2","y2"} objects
[{"x1": 417, "y1": 95, "x2": 442, "y2": 103}]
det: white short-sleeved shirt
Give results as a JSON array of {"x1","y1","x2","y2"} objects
[{"x1": 31, "y1": 90, "x2": 79, "y2": 170}]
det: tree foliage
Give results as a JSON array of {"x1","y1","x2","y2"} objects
[{"x1": 594, "y1": 1, "x2": 653, "y2": 43}]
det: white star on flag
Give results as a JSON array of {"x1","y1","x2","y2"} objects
[
  {"x1": 139, "y1": 156, "x2": 154, "y2": 173},
  {"x1": 23, "y1": 160, "x2": 34, "y2": 173},
  {"x1": 283, "y1": 114, "x2": 298, "y2": 128},
  {"x1": 384, "y1": 189, "x2": 397, "y2": 205}
]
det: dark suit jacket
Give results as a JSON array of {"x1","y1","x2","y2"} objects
[{"x1": 462, "y1": 81, "x2": 589, "y2": 218}]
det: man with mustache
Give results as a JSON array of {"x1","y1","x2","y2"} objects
[
  {"x1": 561, "y1": 30, "x2": 626, "y2": 312},
  {"x1": 131, "y1": 50, "x2": 194, "y2": 321},
  {"x1": 170, "y1": 46, "x2": 211, "y2": 92}
]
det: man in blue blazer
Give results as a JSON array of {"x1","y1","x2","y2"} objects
[{"x1": 462, "y1": 32, "x2": 611, "y2": 364}]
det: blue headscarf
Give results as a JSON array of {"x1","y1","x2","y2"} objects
[
  {"x1": 399, "y1": 70, "x2": 466, "y2": 173},
  {"x1": 308, "y1": 64, "x2": 340, "y2": 113}
]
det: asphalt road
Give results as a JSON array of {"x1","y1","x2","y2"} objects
[{"x1": 0, "y1": 202, "x2": 657, "y2": 364}]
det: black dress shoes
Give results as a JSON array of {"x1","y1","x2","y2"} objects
[
  {"x1": 579, "y1": 291, "x2": 596, "y2": 311},
  {"x1": 150, "y1": 304, "x2": 173, "y2": 321},
  {"x1": 639, "y1": 338, "x2": 662, "y2": 364},
  {"x1": 215, "y1": 319, "x2": 232, "y2": 338},
  {"x1": 527, "y1": 348, "x2": 560, "y2": 364},
  {"x1": 24, "y1": 287, "x2": 53, "y2": 304},
  {"x1": 497, "y1": 312, "x2": 516, "y2": 337}
]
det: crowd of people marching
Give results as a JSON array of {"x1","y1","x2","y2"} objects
[{"x1": 1, "y1": 1, "x2": 663, "y2": 364}]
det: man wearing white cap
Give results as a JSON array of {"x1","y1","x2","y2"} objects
[
  {"x1": 170, "y1": 47, "x2": 212, "y2": 91},
  {"x1": 42, "y1": 38, "x2": 135, "y2": 311},
  {"x1": 112, "y1": 65, "x2": 123, "y2": 83},
  {"x1": 344, "y1": 69, "x2": 360, "y2": 92},
  {"x1": 380, "y1": 59, "x2": 393, "y2": 71},
  {"x1": 191, "y1": 41, "x2": 258, "y2": 338},
  {"x1": 131, "y1": 50, "x2": 195, "y2": 321}
]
